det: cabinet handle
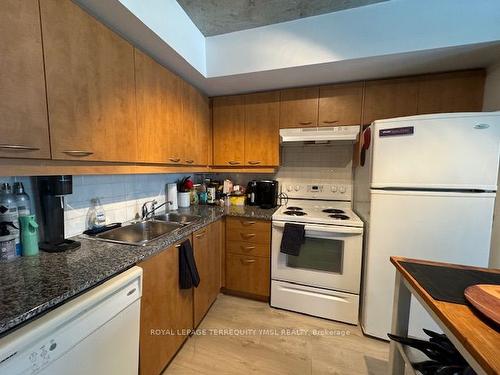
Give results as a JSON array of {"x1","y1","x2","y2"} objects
[
  {"x1": 195, "y1": 231, "x2": 206, "y2": 238},
  {"x1": 241, "y1": 220, "x2": 256, "y2": 226},
  {"x1": 247, "y1": 160, "x2": 261, "y2": 165},
  {"x1": 63, "y1": 150, "x2": 94, "y2": 157},
  {"x1": 299, "y1": 121, "x2": 312, "y2": 125},
  {"x1": 185, "y1": 160, "x2": 194, "y2": 164},
  {"x1": 240, "y1": 258, "x2": 256, "y2": 264},
  {"x1": 240, "y1": 233, "x2": 256, "y2": 240},
  {"x1": 322, "y1": 120, "x2": 339, "y2": 124},
  {"x1": 241, "y1": 245, "x2": 256, "y2": 251},
  {"x1": 0, "y1": 144, "x2": 40, "y2": 151},
  {"x1": 228, "y1": 160, "x2": 241, "y2": 165},
  {"x1": 169, "y1": 157, "x2": 181, "y2": 163}
]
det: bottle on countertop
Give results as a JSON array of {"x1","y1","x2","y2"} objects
[
  {"x1": 13, "y1": 182, "x2": 31, "y2": 217},
  {"x1": 19, "y1": 215, "x2": 39, "y2": 257},
  {"x1": 87, "y1": 198, "x2": 106, "y2": 230},
  {"x1": 0, "y1": 221, "x2": 18, "y2": 260},
  {"x1": 0, "y1": 183, "x2": 20, "y2": 256}
]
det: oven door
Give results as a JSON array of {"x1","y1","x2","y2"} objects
[{"x1": 271, "y1": 221, "x2": 363, "y2": 293}]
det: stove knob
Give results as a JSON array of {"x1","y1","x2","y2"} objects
[
  {"x1": 294, "y1": 185, "x2": 300, "y2": 192},
  {"x1": 331, "y1": 185, "x2": 338, "y2": 193},
  {"x1": 339, "y1": 186, "x2": 346, "y2": 194},
  {"x1": 287, "y1": 185, "x2": 293, "y2": 192}
]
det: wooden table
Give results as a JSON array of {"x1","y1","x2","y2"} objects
[{"x1": 389, "y1": 257, "x2": 500, "y2": 375}]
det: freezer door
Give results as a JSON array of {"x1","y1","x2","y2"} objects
[
  {"x1": 371, "y1": 113, "x2": 500, "y2": 190},
  {"x1": 361, "y1": 190, "x2": 494, "y2": 340}
]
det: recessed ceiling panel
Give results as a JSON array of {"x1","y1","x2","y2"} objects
[{"x1": 177, "y1": 0, "x2": 389, "y2": 36}]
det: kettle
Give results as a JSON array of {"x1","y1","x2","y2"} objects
[{"x1": 19, "y1": 215, "x2": 39, "y2": 256}]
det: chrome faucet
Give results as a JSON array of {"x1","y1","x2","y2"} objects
[{"x1": 141, "y1": 199, "x2": 173, "y2": 220}]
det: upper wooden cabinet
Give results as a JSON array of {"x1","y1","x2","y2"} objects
[
  {"x1": 417, "y1": 70, "x2": 485, "y2": 114},
  {"x1": 319, "y1": 82, "x2": 363, "y2": 126},
  {"x1": 244, "y1": 91, "x2": 280, "y2": 166},
  {"x1": 135, "y1": 49, "x2": 175, "y2": 164},
  {"x1": 213, "y1": 95, "x2": 246, "y2": 166},
  {"x1": 40, "y1": 0, "x2": 137, "y2": 162},
  {"x1": 362, "y1": 77, "x2": 420, "y2": 125},
  {"x1": 139, "y1": 240, "x2": 193, "y2": 375},
  {"x1": 0, "y1": 0, "x2": 50, "y2": 159},
  {"x1": 182, "y1": 83, "x2": 210, "y2": 166},
  {"x1": 213, "y1": 92, "x2": 280, "y2": 167},
  {"x1": 280, "y1": 87, "x2": 319, "y2": 128}
]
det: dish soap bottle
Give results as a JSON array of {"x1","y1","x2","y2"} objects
[{"x1": 87, "y1": 198, "x2": 106, "y2": 230}]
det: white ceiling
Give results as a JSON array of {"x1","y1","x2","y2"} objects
[{"x1": 76, "y1": 0, "x2": 500, "y2": 96}]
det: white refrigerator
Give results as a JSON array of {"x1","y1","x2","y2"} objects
[{"x1": 353, "y1": 112, "x2": 500, "y2": 340}]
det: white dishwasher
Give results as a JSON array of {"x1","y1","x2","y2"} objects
[{"x1": 0, "y1": 266, "x2": 142, "y2": 375}]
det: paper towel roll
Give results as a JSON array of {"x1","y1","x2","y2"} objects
[{"x1": 167, "y1": 183, "x2": 178, "y2": 210}]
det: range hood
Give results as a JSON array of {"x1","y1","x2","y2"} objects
[{"x1": 280, "y1": 126, "x2": 360, "y2": 143}]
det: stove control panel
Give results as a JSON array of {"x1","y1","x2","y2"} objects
[{"x1": 282, "y1": 182, "x2": 352, "y2": 200}]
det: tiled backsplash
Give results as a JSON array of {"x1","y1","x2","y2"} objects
[
  {"x1": 1, "y1": 174, "x2": 187, "y2": 238},
  {"x1": 64, "y1": 174, "x2": 188, "y2": 237},
  {"x1": 212, "y1": 143, "x2": 354, "y2": 189}
]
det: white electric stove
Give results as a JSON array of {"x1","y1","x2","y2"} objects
[{"x1": 271, "y1": 182, "x2": 364, "y2": 325}]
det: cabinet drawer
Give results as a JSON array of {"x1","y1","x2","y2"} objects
[
  {"x1": 226, "y1": 228, "x2": 270, "y2": 244},
  {"x1": 226, "y1": 240, "x2": 270, "y2": 258},
  {"x1": 225, "y1": 254, "x2": 270, "y2": 297},
  {"x1": 226, "y1": 217, "x2": 270, "y2": 231},
  {"x1": 226, "y1": 217, "x2": 270, "y2": 244}
]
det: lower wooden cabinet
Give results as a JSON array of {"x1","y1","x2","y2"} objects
[
  {"x1": 193, "y1": 220, "x2": 222, "y2": 326},
  {"x1": 138, "y1": 239, "x2": 193, "y2": 375},
  {"x1": 224, "y1": 217, "x2": 271, "y2": 299},
  {"x1": 226, "y1": 253, "x2": 270, "y2": 297}
]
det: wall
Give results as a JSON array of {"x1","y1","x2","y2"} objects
[
  {"x1": 0, "y1": 173, "x2": 187, "y2": 238},
  {"x1": 483, "y1": 63, "x2": 500, "y2": 268}
]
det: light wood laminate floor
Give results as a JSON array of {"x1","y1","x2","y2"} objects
[{"x1": 163, "y1": 294, "x2": 388, "y2": 374}]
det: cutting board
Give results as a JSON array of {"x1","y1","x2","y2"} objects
[{"x1": 464, "y1": 284, "x2": 500, "y2": 325}]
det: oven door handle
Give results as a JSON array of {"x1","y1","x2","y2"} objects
[{"x1": 272, "y1": 221, "x2": 363, "y2": 235}]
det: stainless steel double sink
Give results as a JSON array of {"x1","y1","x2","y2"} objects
[{"x1": 93, "y1": 212, "x2": 201, "y2": 246}]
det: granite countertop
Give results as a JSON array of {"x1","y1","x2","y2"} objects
[{"x1": 0, "y1": 205, "x2": 277, "y2": 337}]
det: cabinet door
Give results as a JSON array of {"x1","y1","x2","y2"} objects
[
  {"x1": 194, "y1": 221, "x2": 222, "y2": 327},
  {"x1": 0, "y1": 0, "x2": 50, "y2": 159},
  {"x1": 244, "y1": 91, "x2": 280, "y2": 167},
  {"x1": 212, "y1": 95, "x2": 245, "y2": 166},
  {"x1": 135, "y1": 49, "x2": 175, "y2": 163},
  {"x1": 225, "y1": 254, "x2": 270, "y2": 298},
  {"x1": 40, "y1": 0, "x2": 137, "y2": 162},
  {"x1": 362, "y1": 77, "x2": 419, "y2": 125},
  {"x1": 183, "y1": 83, "x2": 210, "y2": 166},
  {"x1": 139, "y1": 241, "x2": 193, "y2": 375},
  {"x1": 418, "y1": 70, "x2": 485, "y2": 114},
  {"x1": 319, "y1": 82, "x2": 363, "y2": 126},
  {"x1": 280, "y1": 87, "x2": 319, "y2": 128},
  {"x1": 163, "y1": 74, "x2": 185, "y2": 165}
]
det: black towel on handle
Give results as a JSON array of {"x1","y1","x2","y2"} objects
[
  {"x1": 179, "y1": 239, "x2": 200, "y2": 289},
  {"x1": 280, "y1": 223, "x2": 305, "y2": 256}
]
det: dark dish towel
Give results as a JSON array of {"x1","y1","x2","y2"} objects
[
  {"x1": 179, "y1": 239, "x2": 200, "y2": 289},
  {"x1": 401, "y1": 261, "x2": 500, "y2": 305},
  {"x1": 280, "y1": 223, "x2": 305, "y2": 256}
]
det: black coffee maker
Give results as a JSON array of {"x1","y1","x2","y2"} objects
[
  {"x1": 33, "y1": 176, "x2": 81, "y2": 252},
  {"x1": 255, "y1": 180, "x2": 279, "y2": 209}
]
